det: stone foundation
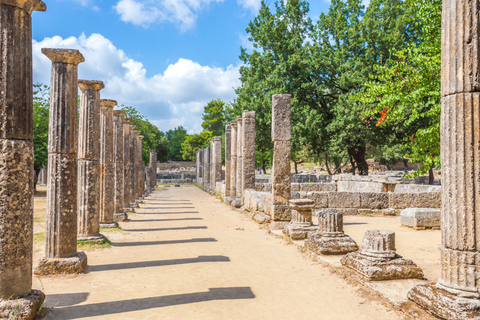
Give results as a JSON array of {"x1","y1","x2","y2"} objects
[
  {"x1": 77, "y1": 234, "x2": 106, "y2": 243},
  {"x1": 34, "y1": 252, "x2": 87, "y2": 275},
  {"x1": 306, "y1": 233, "x2": 358, "y2": 255},
  {"x1": 400, "y1": 208, "x2": 440, "y2": 230},
  {"x1": 0, "y1": 290, "x2": 44, "y2": 320},
  {"x1": 100, "y1": 222, "x2": 118, "y2": 228},
  {"x1": 114, "y1": 212, "x2": 129, "y2": 221}
]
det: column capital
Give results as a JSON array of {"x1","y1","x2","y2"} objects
[
  {"x1": 129, "y1": 125, "x2": 136, "y2": 130},
  {"x1": 225, "y1": 125, "x2": 231, "y2": 131},
  {"x1": 134, "y1": 130, "x2": 141, "y2": 136},
  {"x1": 236, "y1": 116, "x2": 242, "y2": 123},
  {"x1": 231, "y1": 121, "x2": 237, "y2": 127},
  {"x1": 100, "y1": 99, "x2": 117, "y2": 108},
  {"x1": 123, "y1": 118, "x2": 132, "y2": 124},
  {"x1": 114, "y1": 110, "x2": 126, "y2": 117},
  {"x1": 139, "y1": 135, "x2": 144, "y2": 140},
  {"x1": 242, "y1": 111, "x2": 255, "y2": 118},
  {"x1": 78, "y1": 80, "x2": 104, "y2": 92},
  {"x1": 1, "y1": 0, "x2": 46, "y2": 14},
  {"x1": 213, "y1": 136, "x2": 222, "y2": 142},
  {"x1": 42, "y1": 48, "x2": 84, "y2": 65}
]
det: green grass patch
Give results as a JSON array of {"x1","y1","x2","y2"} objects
[
  {"x1": 77, "y1": 238, "x2": 111, "y2": 251},
  {"x1": 33, "y1": 232, "x2": 45, "y2": 245},
  {"x1": 34, "y1": 217, "x2": 45, "y2": 223}
]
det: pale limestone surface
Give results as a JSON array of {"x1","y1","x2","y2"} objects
[{"x1": 242, "y1": 111, "x2": 255, "y2": 193}]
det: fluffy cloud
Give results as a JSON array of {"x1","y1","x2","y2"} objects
[
  {"x1": 237, "y1": 0, "x2": 261, "y2": 13},
  {"x1": 33, "y1": 33, "x2": 240, "y2": 133},
  {"x1": 113, "y1": 0, "x2": 223, "y2": 31}
]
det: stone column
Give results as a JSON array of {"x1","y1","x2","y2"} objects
[
  {"x1": 41, "y1": 166, "x2": 47, "y2": 185},
  {"x1": 147, "y1": 150, "x2": 157, "y2": 191},
  {"x1": 137, "y1": 134, "x2": 144, "y2": 199},
  {"x1": 131, "y1": 130, "x2": 140, "y2": 202},
  {"x1": 203, "y1": 147, "x2": 210, "y2": 190},
  {"x1": 0, "y1": 2, "x2": 45, "y2": 314},
  {"x1": 122, "y1": 118, "x2": 133, "y2": 212},
  {"x1": 228, "y1": 121, "x2": 237, "y2": 204},
  {"x1": 129, "y1": 126, "x2": 137, "y2": 207},
  {"x1": 233, "y1": 117, "x2": 243, "y2": 207},
  {"x1": 242, "y1": 111, "x2": 256, "y2": 195},
  {"x1": 211, "y1": 136, "x2": 222, "y2": 194},
  {"x1": 408, "y1": 1, "x2": 480, "y2": 317},
  {"x1": 196, "y1": 149, "x2": 203, "y2": 185},
  {"x1": 225, "y1": 125, "x2": 231, "y2": 198},
  {"x1": 77, "y1": 80, "x2": 106, "y2": 243},
  {"x1": 284, "y1": 199, "x2": 317, "y2": 240},
  {"x1": 35, "y1": 48, "x2": 87, "y2": 276},
  {"x1": 99, "y1": 99, "x2": 117, "y2": 228},
  {"x1": 270, "y1": 94, "x2": 291, "y2": 229},
  {"x1": 112, "y1": 110, "x2": 128, "y2": 221}
]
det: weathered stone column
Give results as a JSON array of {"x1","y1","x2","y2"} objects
[
  {"x1": 113, "y1": 110, "x2": 128, "y2": 221},
  {"x1": 270, "y1": 94, "x2": 291, "y2": 229},
  {"x1": 146, "y1": 149, "x2": 157, "y2": 191},
  {"x1": 228, "y1": 121, "x2": 237, "y2": 204},
  {"x1": 131, "y1": 130, "x2": 140, "y2": 202},
  {"x1": 41, "y1": 166, "x2": 47, "y2": 185},
  {"x1": 122, "y1": 119, "x2": 133, "y2": 212},
  {"x1": 196, "y1": 149, "x2": 203, "y2": 185},
  {"x1": 211, "y1": 136, "x2": 222, "y2": 194},
  {"x1": 225, "y1": 125, "x2": 231, "y2": 198},
  {"x1": 233, "y1": 117, "x2": 243, "y2": 207},
  {"x1": 99, "y1": 99, "x2": 117, "y2": 228},
  {"x1": 242, "y1": 111, "x2": 256, "y2": 196},
  {"x1": 408, "y1": 1, "x2": 480, "y2": 318},
  {"x1": 137, "y1": 134, "x2": 144, "y2": 199},
  {"x1": 203, "y1": 147, "x2": 210, "y2": 190},
  {"x1": 35, "y1": 48, "x2": 87, "y2": 276},
  {"x1": 77, "y1": 80, "x2": 106, "y2": 243},
  {"x1": 0, "y1": 2, "x2": 46, "y2": 314},
  {"x1": 129, "y1": 125, "x2": 137, "y2": 207},
  {"x1": 283, "y1": 199, "x2": 317, "y2": 240}
]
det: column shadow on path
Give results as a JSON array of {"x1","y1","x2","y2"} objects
[
  {"x1": 123, "y1": 226, "x2": 208, "y2": 232},
  {"x1": 89, "y1": 255, "x2": 230, "y2": 272},
  {"x1": 49, "y1": 287, "x2": 255, "y2": 319},
  {"x1": 110, "y1": 238, "x2": 217, "y2": 247},
  {"x1": 136, "y1": 211, "x2": 199, "y2": 214},
  {"x1": 45, "y1": 292, "x2": 90, "y2": 307},
  {"x1": 139, "y1": 207, "x2": 196, "y2": 210},
  {"x1": 128, "y1": 218, "x2": 203, "y2": 222}
]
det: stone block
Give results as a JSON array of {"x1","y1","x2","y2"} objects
[
  {"x1": 271, "y1": 94, "x2": 291, "y2": 141},
  {"x1": 271, "y1": 204, "x2": 291, "y2": 221},
  {"x1": 0, "y1": 290, "x2": 44, "y2": 320},
  {"x1": 34, "y1": 252, "x2": 87, "y2": 275},
  {"x1": 359, "y1": 193, "x2": 389, "y2": 209},
  {"x1": 305, "y1": 233, "x2": 358, "y2": 255},
  {"x1": 388, "y1": 192, "x2": 441, "y2": 209},
  {"x1": 307, "y1": 192, "x2": 328, "y2": 208},
  {"x1": 337, "y1": 180, "x2": 385, "y2": 193},
  {"x1": 328, "y1": 192, "x2": 361, "y2": 208},
  {"x1": 401, "y1": 208, "x2": 441, "y2": 229},
  {"x1": 272, "y1": 140, "x2": 291, "y2": 204}
]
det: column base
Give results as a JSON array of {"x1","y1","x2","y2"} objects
[
  {"x1": 77, "y1": 234, "x2": 107, "y2": 244},
  {"x1": 340, "y1": 251, "x2": 424, "y2": 281},
  {"x1": 225, "y1": 196, "x2": 235, "y2": 205},
  {"x1": 408, "y1": 283, "x2": 480, "y2": 320},
  {"x1": 124, "y1": 207, "x2": 134, "y2": 213},
  {"x1": 232, "y1": 199, "x2": 242, "y2": 208},
  {"x1": 283, "y1": 223, "x2": 317, "y2": 240},
  {"x1": 114, "y1": 212, "x2": 129, "y2": 222},
  {"x1": 100, "y1": 222, "x2": 119, "y2": 228},
  {"x1": 269, "y1": 221, "x2": 290, "y2": 230},
  {"x1": 0, "y1": 290, "x2": 44, "y2": 320},
  {"x1": 131, "y1": 201, "x2": 139, "y2": 208},
  {"x1": 305, "y1": 233, "x2": 359, "y2": 255},
  {"x1": 34, "y1": 252, "x2": 88, "y2": 275}
]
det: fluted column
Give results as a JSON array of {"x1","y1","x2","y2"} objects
[
  {"x1": 271, "y1": 94, "x2": 291, "y2": 228},
  {"x1": 138, "y1": 135, "x2": 144, "y2": 198},
  {"x1": 129, "y1": 125, "x2": 137, "y2": 207},
  {"x1": 0, "y1": 2, "x2": 45, "y2": 308},
  {"x1": 77, "y1": 80, "x2": 106, "y2": 243},
  {"x1": 35, "y1": 48, "x2": 87, "y2": 276},
  {"x1": 211, "y1": 136, "x2": 222, "y2": 193},
  {"x1": 113, "y1": 110, "x2": 128, "y2": 221},
  {"x1": 229, "y1": 122, "x2": 237, "y2": 203},
  {"x1": 225, "y1": 125, "x2": 231, "y2": 197},
  {"x1": 242, "y1": 111, "x2": 256, "y2": 194},
  {"x1": 409, "y1": 1, "x2": 480, "y2": 317},
  {"x1": 99, "y1": 99, "x2": 116, "y2": 227},
  {"x1": 234, "y1": 117, "x2": 243, "y2": 207},
  {"x1": 203, "y1": 147, "x2": 210, "y2": 190},
  {"x1": 122, "y1": 118, "x2": 133, "y2": 211}
]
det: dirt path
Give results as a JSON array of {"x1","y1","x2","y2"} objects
[{"x1": 34, "y1": 185, "x2": 407, "y2": 320}]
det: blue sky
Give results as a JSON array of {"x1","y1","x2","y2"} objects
[{"x1": 31, "y1": 0, "x2": 330, "y2": 133}]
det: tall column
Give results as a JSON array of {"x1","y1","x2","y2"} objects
[
  {"x1": 0, "y1": 2, "x2": 45, "y2": 313},
  {"x1": 270, "y1": 94, "x2": 291, "y2": 229},
  {"x1": 225, "y1": 125, "x2": 231, "y2": 198},
  {"x1": 129, "y1": 125, "x2": 137, "y2": 207},
  {"x1": 233, "y1": 117, "x2": 243, "y2": 207},
  {"x1": 77, "y1": 80, "x2": 106, "y2": 243},
  {"x1": 122, "y1": 118, "x2": 133, "y2": 212},
  {"x1": 131, "y1": 130, "x2": 140, "y2": 202},
  {"x1": 211, "y1": 136, "x2": 222, "y2": 193},
  {"x1": 99, "y1": 99, "x2": 117, "y2": 228},
  {"x1": 408, "y1": 1, "x2": 480, "y2": 318},
  {"x1": 113, "y1": 110, "x2": 128, "y2": 221},
  {"x1": 138, "y1": 135, "x2": 144, "y2": 198},
  {"x1": 228, "y1": 121, "x2": 237, "y2": 204},
  {"x1": 242, "y1": 111, "x2": 256, "y2": 194},
  {"x1": 203, "y1": 147, "x2": 210, "y2": 190},
  {"x1": 147, "y1": 150, "x2": 157, "y2": 191},
  {"x1": 35, "y1": 48, "x2": 88, "y2": 276}
]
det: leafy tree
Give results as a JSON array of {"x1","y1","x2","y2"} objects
[
  {"x1": 33, "y1": 83, "x2": 50, "y2": 190},
  {"x1": 166, "y1": 126, "x2": 188, "y2": 161},
  {"x1": 201, "y1": 99, "x2": 233, "y2": 136},
  {"x1": 181, "y1": 130, "x2": 213, "y2": 161}
]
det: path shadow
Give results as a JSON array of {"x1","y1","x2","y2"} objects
[
  {"x1": 51, "y1": 287, "x2": 255, "y2": 318},
  {"x1": 124, "y1": 226, "x2": 208, "y2": 232},
  {"x1": 110, "y1": 238, "x2": 217, "y2": 247},
  {"x1": 129, "y1": 218, "x2": 203, "y2": 222},
  {"x1": 140, "y1": 207, "x2": 196, "y2": 209},
  {"x1": 136, "y1": 211, "x2": 199, "y2": 215},
  {"x1": 344, "y1": 222, "x2": 368, "y2": 226},
  {"x1": 144, "y1": 202, "x2": 193, "y2": 205},
  {"x1": 89, "y1": 255, "x2": 229, "y2": 272},
  {"x1": 45, "y1": 292, "x2": 89, "y2": 307}
]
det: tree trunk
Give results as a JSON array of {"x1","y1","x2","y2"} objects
[
  {"x1": 347, "y1": 147, "x2": 368, "y2": 175},
  {"x1": 324, "y1": 153, "x2": 333, "y2": 175},
  {"x1": 33, "y1": 165, "x2": 40, "y2": 193},
  {"x1": 294, "y1": 161, "x2": 298, "y2": 174},
  {"x1": 349, "y1": 154, "x2": 356, "y2": 175},
  {"x1": 262, "y1": 160, "x2": 267, "y2": 175},
  {"x1": 429, "y1": 166, "x2": 434, "y2": 185}
]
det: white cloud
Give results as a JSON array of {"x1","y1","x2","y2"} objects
[
  {"x1": 113, "y1": 0, "x2": 223, "y2": 31},
  {"x1": 237, "y1": 0, "x2": 261, "y2": 13},
  {"x1": 238, "y1": 33, "x2": 254, "y2": 50},
  {"x1": 33, "y1": 33, "x2": 240, "y2": 133}
]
